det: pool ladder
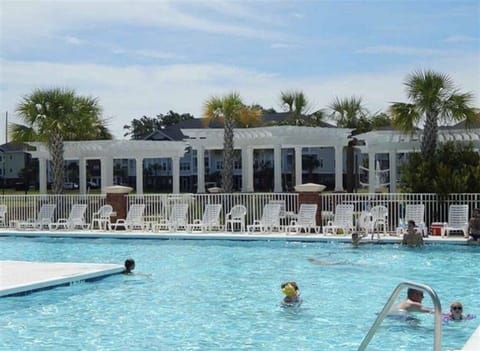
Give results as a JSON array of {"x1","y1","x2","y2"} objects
[{"x1": 357, "y1": 281, "x2": 442, "y2": 351}]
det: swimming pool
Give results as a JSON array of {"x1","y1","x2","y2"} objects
[{"x1": 1, "y1": 237, "x2": 478, "y2": 351}]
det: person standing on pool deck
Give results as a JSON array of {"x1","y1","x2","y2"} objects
[{"x1": 468, "y1": 208, "x2": 480, "y2": 243}]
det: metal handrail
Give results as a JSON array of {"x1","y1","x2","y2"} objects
[{"x1": 357, "y1": 281, "x2": 442, "y2": 351}]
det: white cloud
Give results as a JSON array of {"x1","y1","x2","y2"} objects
[
  {"x1": 356, "y1": 45, "x2": 445, "y2": 57},
  {"x1": 1, "y1": 54, "x2": 478, "y2": 144},
  {"x1": 443, "y1": 35, "x2": 477, "y2": 43}
]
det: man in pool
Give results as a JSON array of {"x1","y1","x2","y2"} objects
[
  {"x1": 402, "y1": 220, "x2": 424, "y2": 247},
  {"x1": 393, "y1": 288, "x2": 433, "y2": 313}
]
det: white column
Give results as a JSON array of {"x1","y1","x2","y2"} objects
[
  {"x1": 389, "y1": 150, "x2": 397, "y2": 193},
  {"x1": 247, "y1": 147, "x2": 254, "y2": 192},
  {"x1": 101, "y1": 157, "x2": 113, "y2": 191},
  {"x1": 334, "y1": 145, "x2": 344, "y2": 192},
  {"x1": 241, "y1": 147, "x2": 248, "y2": 192},
  {"x1": 197, "y1": 146, "x2": 205, "y2": 193},
  {"x1": 79, "y1": 158, "x2": 86, "y2": 194},
  {"x1": 294, "y1": 146, "x2": 303, "y2": 186},
  {"x1": 368, "y1": 151, "x2": 376, "y2": 193},
  {"x1": 39, "y1": 157, "x2": 47, "y2": 194},
  {"x1": 273, "y1": 145, "x2": 282, "y2": 192},
  {"x1": 242, "y1": 146, "x2": 254, "y2": 192},
  {"x1": 172, "y1": 156, "x2": 180, "y2": 194},
  {"x1": 136, "y1": 157, "x2": 144, "y2": 195}
]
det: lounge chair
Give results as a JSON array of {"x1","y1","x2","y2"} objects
[
  {"x1": 0, "y1": 204, "x2": 6, "y2": 227},
  {"x1": 396, "y1": 204, "x2": 426, "y2": 236},
  {"x1": 225, "y1": 205, "x2": 247, "y2": 232},
  {"x1": 17, "y1": 204, "x2": 56, "y2": 230},
  {"x1": 154, "y1": 203, "x2": 189, "y2": 232},
  {"x1": 442, "y1": 205, "x2": 469, "y2": 237},
  {"x1": 90, "y1": 204, "x2": 114, "y2": 230},
  {"x1": 49, "y1": 204, "x2": 88, "y2": 230},
  {"x1": 188, "y1": 204, "x2": 222, "y2": 232},
  {"x1": 322, "y1": 204, "x2": 354, "y2": 235},
  {"x1": 109, "y1": 204, "x2": 146, "y2": 231},
  {"x1": 247, "y1": 203, "x2": 281, "y2": 233},
  {"x1": 286, "y1": 204, "x2": 318, "y2": 234}
]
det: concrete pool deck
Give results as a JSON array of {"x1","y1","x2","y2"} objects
[{"x1": 0, "y1": 260, "x2": 123, "y2": 298}]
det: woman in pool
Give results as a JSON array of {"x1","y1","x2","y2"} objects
[
  {"x1": 443, "y1": 301, "x2": 476, "y2": 322},
  {"x1": 281, "y1": 281, "x2": 302, "y2": 306}
]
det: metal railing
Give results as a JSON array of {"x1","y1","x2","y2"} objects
[{"x1": 357, "y1": 281, "x2": 442, "y2": 351}]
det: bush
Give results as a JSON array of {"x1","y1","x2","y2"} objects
[{"x1": 399, "y1": 142, "x2": 480, "y2": 194}]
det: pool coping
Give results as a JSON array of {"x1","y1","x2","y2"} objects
[{"x1": 0, "y1": 228, "x2": 471, "y2": 244}]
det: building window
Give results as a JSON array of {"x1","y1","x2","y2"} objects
[
  {"x1": 180, "y1": 162, "x2": 190, "y2": 171},
  {"x1": 216, "y1": 161, "x2": 224, "y2": 170}
]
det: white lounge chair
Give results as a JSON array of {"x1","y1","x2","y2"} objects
[
  {"x1": 322, "y1": 204, "x2": 354, "y2": 235},
  {"x1": 286, "y1": 204, "x2": 318, "y2": 234},
  {"x1": 442, "y1": 205, "x2": 469, "y2": 237},
  {"x1": 154, "y1": 203, "x2": 189, "y2": 232},
  {"x1": 396, "y1": 204, "x2": 426, "y2": 236},
  {"x1": 90, "y1": 204, "x2": 114, "y2": 230},
  {"x1": 188, "y1": 204, "x2": 222, "y2": 232},
  {"x1": 18, "y1": 204, "x2": 56, "y2": 230},
  {"x1": 225, "y1": 205, "x2": 247, "y2": 232},
  {"x1": 110, "y1": 204, "x2": 146, "y2": 231},
  {"x1": 49, "y1": 204, "x2": 88, "y2": 230},
  {"x1": 247, "y1": 203, "x2": 281, "y2": 233},
  {"x1": 0, "y1": 204, "x2": 6, "y2": 227}
]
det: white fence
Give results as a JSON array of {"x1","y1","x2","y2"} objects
[{"x1": 0, "y1": 193, "x2": 479, "y2": 233}]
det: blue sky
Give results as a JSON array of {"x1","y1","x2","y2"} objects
[{"x1": 1, "y1": 0, "x2": 479, "y2": 142}]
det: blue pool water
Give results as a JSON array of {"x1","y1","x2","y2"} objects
[{"x1": 0, "y1": 237, "x2": 478, "y2": 351}]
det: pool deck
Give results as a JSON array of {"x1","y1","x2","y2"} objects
[{"x1": 0, "y1": 260, "x2": 123, "y2": 298}]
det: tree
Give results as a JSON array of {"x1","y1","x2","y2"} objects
[
  {"x1": 329, "y1": 96, "x2": 370, "y2": 132},
  {"x1": 390, "y1": 70, "x2": 476, "y2": 159},
  {"x1": 12, "y1": 88, "x2": 111, "y2": 194},
  {"x1": 203, "y1": 92, "x2": 261, "y2": 192},
  {"x1": 123, "y1": 110, "x2": 194, "y2": 139},
  {"x1": 278, "y1": 90, "x2": 326, "y2": 126}
]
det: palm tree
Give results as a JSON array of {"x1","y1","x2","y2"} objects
[
  {"x1": 391, "y1": 70, "x2": 476, "y2": 159},
  {"x1": 203, "y1": 92, "x2": 261, "y2": 192},
  {"x1": 280, "y1": 90, "x2": 311, "y2": 125},
  {"x1": 12, "y1": 88, "x2": 111, "y2": 194},
  {"x1": 329, "y1": 96, "x2": 369, "y2": 132}
]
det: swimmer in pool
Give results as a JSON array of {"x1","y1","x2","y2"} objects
[
  {"x1": 392, "y1": 288, "x2": 433, "y2": 313},
  {"x1": 442, "y1": 301, "x2": 476, "y2": 321},
  {"x1": 281, "y1": 281, "x2": 302, "y2": 306},
  {"x1": 123, "y1": 258, "x2": 135, "y2": 274}
]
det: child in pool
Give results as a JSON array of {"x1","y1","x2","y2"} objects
[{"x1": 281, "y1": 281, "x2": 302, "y2": 306}]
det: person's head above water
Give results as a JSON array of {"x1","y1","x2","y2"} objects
[
  {"x1": 281, "y1": 281, "x2": 299, "y2": 297},
  {"x1": 124, "y1": 258, "x2": 135, "y2": 274}
]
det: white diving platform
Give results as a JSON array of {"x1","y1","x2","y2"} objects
[{"x1": 0, "y1": 260, "x2": 123, "y2": 298}]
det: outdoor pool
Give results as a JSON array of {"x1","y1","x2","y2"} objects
[{"x1": 0, "y1": 237, "x2": 478, "y2": 351}]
